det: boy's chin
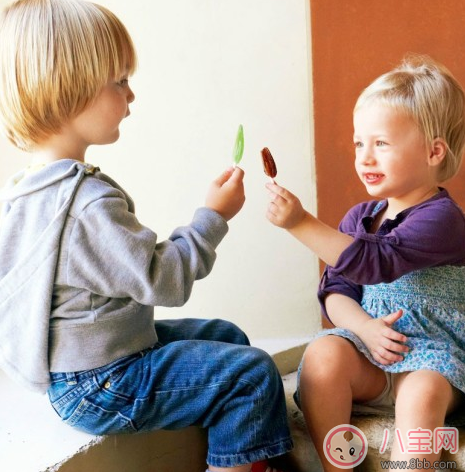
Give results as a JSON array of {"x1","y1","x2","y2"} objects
[{"x1": 97, "y1": 132, "x2": 120, "y2": 146}]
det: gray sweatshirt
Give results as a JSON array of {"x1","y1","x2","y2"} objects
[{"x1": 0, "y1": 160, "x2": 228, "y2": 393}]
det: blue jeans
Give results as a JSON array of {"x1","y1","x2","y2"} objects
[{"x1": 48, "y1": 318, "x2": 293, "y2": 467}]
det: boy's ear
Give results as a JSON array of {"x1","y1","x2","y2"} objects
[{"x1": 428, "y1": 137, "x2": 447, "y2": 167}]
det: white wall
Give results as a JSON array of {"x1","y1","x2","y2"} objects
[{"x1": 0, "y1": 0, "x2": 321, "y2": 341}]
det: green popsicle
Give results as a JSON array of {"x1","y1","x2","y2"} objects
[{"x1": 232, "y1": 124, "x2": 244, "y2": 166}]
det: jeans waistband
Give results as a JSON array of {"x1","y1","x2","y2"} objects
[{"x1": 49, "y1": 348, "x2": 155, "y2": 384}]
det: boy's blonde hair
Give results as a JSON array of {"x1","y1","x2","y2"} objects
[
  {"x1": 0, "y1": 0, "x2": 137, "y2": 151},
  {"x1": 355, "y1": 55, "x2": 465, "y2": 182}
]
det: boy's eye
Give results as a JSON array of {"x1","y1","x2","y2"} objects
[
  {"x1": 376, "y1": 140, "x2": 387, "y2": 146},
  {"x1": 117, "y1": 78, "x2": 129, "y2": 86},
  {"x1": 354, "y1": 141, "x2": 363, "y2": 148}
]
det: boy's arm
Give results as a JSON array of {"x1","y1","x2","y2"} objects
[{"x1": 64, "y1": 168, "x2": 245, "y2": 307}]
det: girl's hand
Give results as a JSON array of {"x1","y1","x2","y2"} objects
[
  {"x1": 266, "y1": 183, "x2": 306, "y2": 229},
  {"x1": 205, "y1": 167, "x2": 245, "y2": 221},
  {"x1": 354, "y1": 310, "x2": 409, "y2": 365}
]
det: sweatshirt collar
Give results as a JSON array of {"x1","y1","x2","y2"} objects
[{"x1": 0, "y1": 159, "x2": 95, "y2": 202}]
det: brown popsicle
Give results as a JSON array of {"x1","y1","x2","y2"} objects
[{"x1": 261, "y1": 147, "x2": 277, "y2": 179}]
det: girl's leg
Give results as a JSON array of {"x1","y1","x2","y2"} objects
[
  {"x1": 299, "y1": 336, "x2": 387, "y2": 472},
  {"x1": 390, "y1": 370, "x2": 464, "y2": 471}
]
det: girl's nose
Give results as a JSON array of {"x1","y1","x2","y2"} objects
[{"x1": 357, "y1": 146, "x2": 375, "y2": 165}]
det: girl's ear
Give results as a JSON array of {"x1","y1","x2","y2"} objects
[{"x1": 428, "y1": 137, "x2": 447, "y2": 167}]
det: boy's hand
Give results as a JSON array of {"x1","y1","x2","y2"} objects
[
  {"x1": 205, "y1": 167, "x2": 245, "y2": 221},
  {"x1": 266, "y1": 182, "x2": 306, "y2": 229}
]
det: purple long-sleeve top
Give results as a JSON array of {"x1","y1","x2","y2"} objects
[{"x1": 318, "y1": 189, "x2": 465, "y2": 322}]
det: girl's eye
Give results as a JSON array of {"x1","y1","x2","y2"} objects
[
  {"x1": 117, "y1": 78, "x2": 129, "y2": 86},
  {"x1": 354, "y1": 141, "x2": 363, "y2": 149},
  {"x1": 376, "y1": 140, "x2": 387, "y2": 146}
]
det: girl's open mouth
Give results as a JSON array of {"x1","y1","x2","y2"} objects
[{"x1": 364, "y1": 173, "x2": 384, "y2": 184}]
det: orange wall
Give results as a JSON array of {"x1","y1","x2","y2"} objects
[{"x1": 311, "y1": 0, "x2": 465, "y2": 230}]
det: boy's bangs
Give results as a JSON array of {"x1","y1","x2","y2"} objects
[
  {"x1": 95, "y1": 4, "x2": 137, "y2": 79},
  {"x1": 112, "y1": 31, "x2": 137, "y2": 78}
]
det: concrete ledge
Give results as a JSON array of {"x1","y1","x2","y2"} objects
[{"x1": 46, "y1": 427, "x2": 208, "y2": 472}]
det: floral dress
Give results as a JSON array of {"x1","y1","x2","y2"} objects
[{"x1": 317, "y1": 264, "x2": 465, "y2": 393}]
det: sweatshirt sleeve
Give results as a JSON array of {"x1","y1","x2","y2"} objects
[
  {"x1": 332, "y1": 197, "x2": 465, "y2": 285},
  {"x1": 64, "y1": 194, "x2": 229, "y2": 307}
]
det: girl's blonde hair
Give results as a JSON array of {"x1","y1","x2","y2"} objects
[
  {"x1": 355, "y1": 55, "x2": 465, "y2": 182},
  {"x1": 0, "y1": 0, "x2": 137, "y2": 151}
]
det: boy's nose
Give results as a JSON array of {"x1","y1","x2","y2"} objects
[{"x1": 127, "y1": 87, "x2": 135, "y2": 103}]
